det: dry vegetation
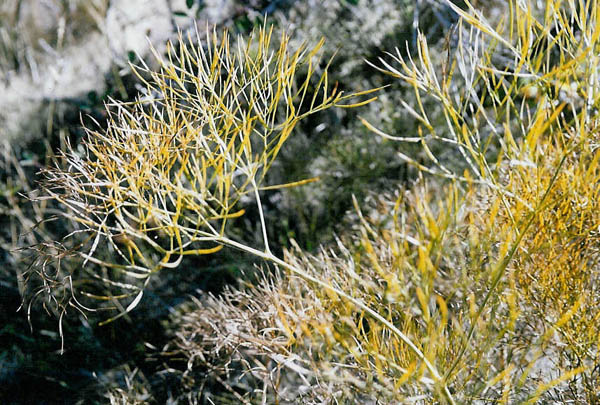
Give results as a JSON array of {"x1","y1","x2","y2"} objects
[
  {"x1": 25, "y1": 25, "x2": 375, "y2": 330},
  {"x1": 8, "y1": 0, "x2": 600, "y2": 403}
]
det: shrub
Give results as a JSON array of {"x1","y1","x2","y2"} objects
[
  {"x1": 131, "y1": 0, "x2": 600, "y2": 403},
  {"x1": 29, "y1": 0, "x2": 600, "y2": 403},
  {"x1": 370, "y1": 0, "x2": 600, "y2": 399},
  {"x1": 27, "y1": 24, "x2": 374, "y2": 334}
]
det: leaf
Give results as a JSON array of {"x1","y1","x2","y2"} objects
[{"x1": 186, "y1": 0, "x2": 194, "y2": 8}]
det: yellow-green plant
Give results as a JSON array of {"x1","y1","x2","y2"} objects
[
  {"x1": 28, "y1": 23, "x2": 466, "y2": 401},
  {"x1": 155, "y1": 1, "x2": 600, "y2": 403},
  {"x1": 359, "y1": 0, "x2": 600, "y2": 401},
  {"x1": 31, "y1": 0, "x2": 600, "y2": 402},
  {"x1": 28, "y1": 25, "x2": 380, "y2": 336}
]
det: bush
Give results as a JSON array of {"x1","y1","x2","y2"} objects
[
  {"x1": 26, "y1": 24, "x2": 374, "y2": 336},
  {"x1": 129, "y1": 1, "x2": 600, "y2": 403},
  {"x1": 25, "y1": 0, "x2": 600, "y2": 403}
]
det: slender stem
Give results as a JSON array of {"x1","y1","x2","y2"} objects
[
  {"x1": 217, "y1": 235, "x2": 456, "y2": 404},
  {"x1": 252, "y1": 180, "x2": 271, "y2": 254},
  {"x1": 444, "y1": 147, "x2": 572, "y2": 383}
]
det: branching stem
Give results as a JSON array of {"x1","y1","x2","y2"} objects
[
  {"x1": 216, "y1": 235, "x2": 457, "y2": 404},
  {"x1": 252, "y1": 179, "x2": 271, "y2": 254}
]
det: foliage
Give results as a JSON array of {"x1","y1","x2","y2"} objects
[
  {"x1": 27, "y1": 25, "x2": 374, "y2": 330},
  {"x1": 11, "y1": 0, "x2": 600, "y2": 403},
  {"x1": 371, "y1": 0, "x2": 600, "y2": 399},
  {"x1": 263, "y1": 0, "x2": 458, "y2": 248},
  {"x1": 109, "y1": 0, "x2": 600, "y2": 403}
]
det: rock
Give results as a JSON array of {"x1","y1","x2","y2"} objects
[{"x1": 0, "y1": 0, "x2": 173, "y2": 142}]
